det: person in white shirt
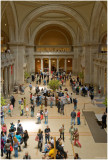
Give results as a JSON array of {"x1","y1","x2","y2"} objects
[{"x1": 36, "y1": 110, "x2": 41, "y2": 124}]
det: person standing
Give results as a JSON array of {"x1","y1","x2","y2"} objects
[
  {"x1": 1, "y1": 138, "x2": 4, "y2": 157},
  {"x1": 29, "y1": 83, "x2": 32, "y2": 92},
  {"x1": 20, "y1": 103, "x2": 24, "y2": 116},
  {"x1": 2, "y1": 123, "x2": 7, "y2": 135},
  {"x1": 9, "y1": 103, "x2": 13, "y2": 117},
  {"x1": 90, "y1": 92, "x2": 94, "y2": 104},
  {"x1": 40, "y1": 103, "x2": 44, "y2": 120},
  {"x1": 73, "y1": 98, "x2": 78, "y2": 110},
  {"x1": 57, "y1": 99, "x2": 61, "y2": 113},
  {"x1": 30, "y1": 104, "x2": 35, "y2": 117},
  {"x1": 73, "y1": 128, "x2": 81, "y2": 147},
  {"x1": 59, "y1": 124, "x2": 65, "y2": 141},
  {"x1": 69, "y1": 125, "x2": 75, "y2": 144},
  {"x1": 50, "y1": 96, "x2": 54, "y2": 108},
  {"x1": 44, "y1": 108, "x2": 48, "y2": 124},
  {"x1": 36, "y1": 110, "x2": 41, "y2": 124},
  {"x1": 77, "y1": 109, "x2": 81, "y2": 125},
  {"x1": 13, "y1": 137, "x2": 19, "y2": 158},
  {"x1": 45, "y1": 126, "x2": 50, "y2": 144},
  {"x1": 11, "y1": 96, "x2": 15, "y2": 108},
  {"x1": 24, "y1": 97, "x2": 26, "y2": 108},
  {"x1": 61, "y1": 100, "x2": 64, "y2": 115},
  {"x1": 5, "y1": 139, "x2": 11, "y2": 159},
  {"x1": 101, "y1": 112, "x2": 107, "y2": 129},
  {"x1": 25, "y1": 105, "x2": 29, "y2": 118},
  {"x1": 71, "y1": 110, "x2": 76, "y2": 125}
]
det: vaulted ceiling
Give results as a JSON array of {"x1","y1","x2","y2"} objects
[{"x1": 1, "y1": 1, "x2": 107, "y2": 44}]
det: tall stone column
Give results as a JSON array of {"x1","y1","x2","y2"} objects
[
  {"x1": 4, "y1": 67, "x2": 8, "y2": 97},
  {"x1": 94, "y1": 64, "x2": 98, "y2": 94},
  {"x1": 9, "y1": 65, "x2": 12, "y2": 94},
  {"x1": 9, "y1": 44, "x2": 25, "y2": 84},
  {"x1": 41, "y1": 58, "x2": 43, "y2": 72},
  {"x1": 57, "y1": 58, "x2": 59, "y2": 72},
  {"x1": 27, "y1": 46, "x2": 35, "y2": 73},
  {"x1": 101, "y1": 67, "x2": 105, "y2": 95},
  {"x1": 64, "y1": 59, "x2": 67, "y2": 72},
  {"x1": 49, "y1": 58, "x2": 51, "y2": 74}
]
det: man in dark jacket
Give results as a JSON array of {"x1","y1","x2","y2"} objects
[
  {"x1": 71, "y1": 110, "x2": 76, "y2": 125},
  {"x1": 101, "y1": 112, "x2": 107, "y2": 129}
]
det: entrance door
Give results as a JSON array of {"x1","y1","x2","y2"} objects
[{"x1": 35, "y1": 59, "x2": 41, "y2": 73}]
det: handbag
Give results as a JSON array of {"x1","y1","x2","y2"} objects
[
  {"x1": 10, "y1": 145, "x2": 13, "y2": 151},
  {"x1": 35, "y1": 135, "x2": 39, "y2": 141}
]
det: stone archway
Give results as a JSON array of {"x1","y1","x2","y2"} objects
[
  {"x1": 29, "y1": 21, "x2": 76, "y2": 45},
  {"x1": 19, "y1": 4, "x2": 88, "y2": 42}
]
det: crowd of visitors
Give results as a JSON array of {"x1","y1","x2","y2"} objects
[{"x1": 1, "y1": 71, "x2": 107, "y2": 159}]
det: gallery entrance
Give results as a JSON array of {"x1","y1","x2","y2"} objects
[
  {"x1": 35, "y1": 59, "x2": 41, "y2": 73},
  {"x1": 43, "y1": 58, "x2": 49, "y2": 72},
  {"x1": 51, "y1": 59, "x2": 57, "y2": 73},
  {"x1": 67, "y1": 58, "x2": 72, "y2": 73}
]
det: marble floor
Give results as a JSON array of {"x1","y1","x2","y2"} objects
[{"x1": 1, "y1": 77, "x2": 107, "y2": 159}]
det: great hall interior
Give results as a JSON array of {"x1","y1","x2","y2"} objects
[{"x1": 1, "y1": 1, "x2": 107, "y2": 159}]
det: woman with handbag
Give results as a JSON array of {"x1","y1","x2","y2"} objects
[{"x1": 13, "y1": 137, "x2": 19, "y2": 157}]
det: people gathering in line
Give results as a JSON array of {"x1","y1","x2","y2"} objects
[{"x1": 1, "y1": 70, "x2": 107, "y2": 159}]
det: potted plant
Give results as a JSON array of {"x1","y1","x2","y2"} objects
[
  {"x1": 1, "y1": 96, "x2": 6, "y2": 107},
  {"x1": 48, "y1": 80, "x2": 60, "y2": 92},
  {"x1": 24, "y1": 71, "x2": 31, "y2": 83}
]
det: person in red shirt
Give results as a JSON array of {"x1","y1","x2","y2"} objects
[{"x1": 77, "y1": 109, "x2": 80, "y2": 125}]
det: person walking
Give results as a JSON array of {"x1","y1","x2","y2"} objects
[
  {"x1": 77, "y1": 109, "x2": 81, "y2": 125},
  {"x1": 71, "y1": 110, "x2": 76, "y2": 125},
  {"x1": 101, "y1": 112, "x2": 107, "y2": 129},
  {"x1": 45, "y1": 126, "x2": 50, "y2": 144},
  {"x1": 73, "y1": 128, "x2": 81, "y2": 148},
  {"x1": 23, "y1": 130, "x2": 29, "y2": 148},
  {"x1": 69, "y1": 125, "x2": 75, "y2": 144},
  {"x1": 38, "y1": 131, "x2": 43, "y2": 152}
]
